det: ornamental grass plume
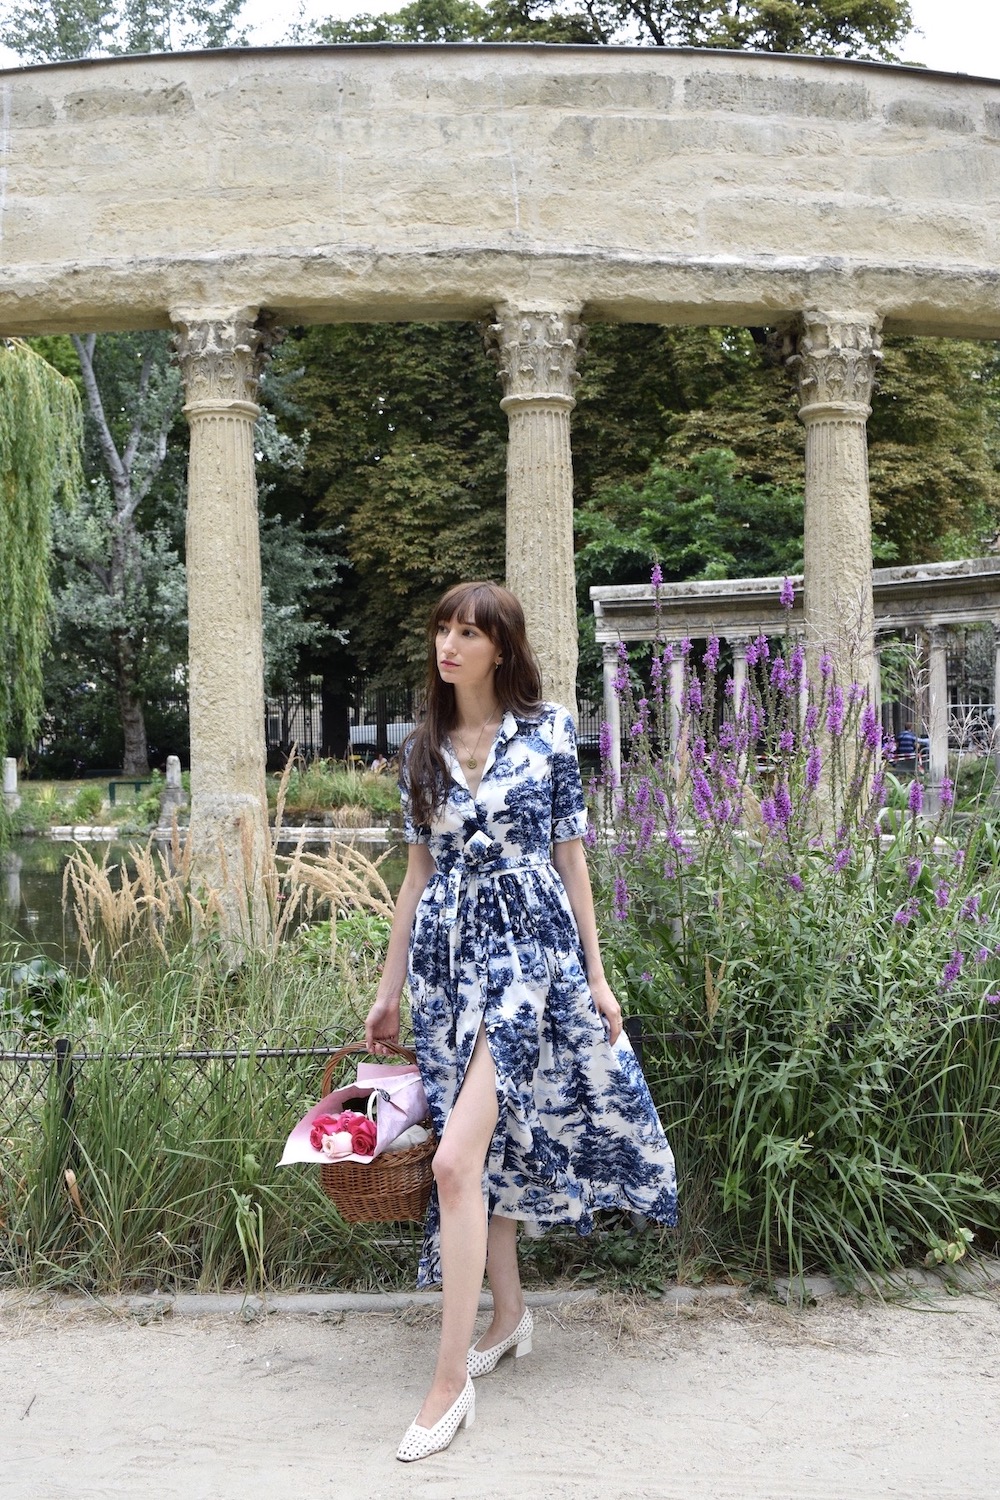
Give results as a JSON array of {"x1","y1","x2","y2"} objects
[{"x1": 592, "y1": 579, "x2": 1000, "y2": 1290}]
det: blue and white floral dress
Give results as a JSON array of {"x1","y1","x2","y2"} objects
[{"x1": 402, "y1": 702, "x2": 677, "y2": 1287}]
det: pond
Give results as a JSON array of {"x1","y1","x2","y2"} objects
[{"x1": 0, "y1": 835, "x2": 407, "y2": 968}]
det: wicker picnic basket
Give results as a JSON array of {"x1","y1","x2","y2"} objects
[{"x1": 318, "y1": 1041, "x2": 436, "y2": 1224}]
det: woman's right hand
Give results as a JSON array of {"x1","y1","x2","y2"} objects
[{"x1": 365, "y1": 995, "x2": 402, "y2": 1055}]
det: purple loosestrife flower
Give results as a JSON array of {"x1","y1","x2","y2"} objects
[
  {"x1": 613, "y1": 876, "x2": 630, "y2": 922},
  {"x1": 599, "y1": 721, "x2": 613, "y2": 761},
  {"x1": 789, "y1": 642, "x2": 805, "y2": 682},
  {"x1": 786, "y1": 873, "x2": 804, "y2": 893},
  {"x1": 986, "y1": 993, "x2": 1000, "y2": 1006},
  {"x1": 745, "y1": 639, "x2": 760, "y2": 668},
  {"x1": 583, "y1": 824, "x2": 597, "y2": 850},
  {"x1": 860, "y1": 705, "x2": 881, "y2": 752},
  {"x1": 680, "y1": 637, "x2": 692, "y2": 657},
  {"x1": 770, "y1": 657, "x2": 791, "y2": 694},
  {"x1": 687, "y1": 675, "x2": 703, "y2": 713},
  {"x1": 761, "y1": 796, "x2": 780, "y2": 834},
  {"x1": 774, "y1": 782, "x2": 793, "y2": 827},
  {"x1": 820, "y1": 652, "x2": 834, "y2": 680},
  {"x1": 650, "y1": 653, "x2": 662, "y2": 688},
  {"x1": 847, "y1": 681, "x2": 865, "y2": 705},
  {"x1": 952, "y1": 848, "x2": 965, "y2": 871},
  {"x1": 935, "y1": 882, "x2": 951, "y2": 909},
  {"x1": 691, "y1": 769, "x2": 714, "y2": 823},
  {"x1": 779, "y1": 729, "x2": 795, "y2": 753},
  {"x1": 704, "y1": 635, "x2": 720, "y2": 672},
  {"x1": 806, "y1": 743, "x2": 822, "y2": 790},
  {"x1": 613, "y1": 641, "x2": 629, "y2": 695},
  {"x1": 940, "y1": 777, "x2": 955, "y2": 808},
  {"x1": 805, "y1": 704, "x2": 820, "y2": 734},
  {"x1": 724, "y1": 677, "x2": 735, "y2": 699},
  {"x1": 907, "y1": 858, "x2": 923, "y2": 888},
  {"x1": 976, "y1": 947, "x2": 991, "y2": 964},
  {"x1": 940, "y1": 949, "x2": 964, "y2": 991},
  {"x1": 960, "y1": 894, "x2": 981, "y2": 922},
  {"x1": 640, "y1": 971, "x2": 652, "y2": 983},
  {"x1": 908, "y1": 779, "x2": 923, "y2": 816},
  {"x1": 651, "y1": 562, "x2": 663, "y2": 587},
  {"x1": 872, "y1": 771, "x2": 887, "y2": 807},
  {"x1": 830, "y1": 846, "x2": 851, "y2": 873},
  {"x1": 894, "y1": 898, "x2": 919, "y2": 927},
  {"x1": 749, "y1": 703, "x2": 762, "y2": 738},
  {"x1": 826, "y1": 686, "x2": 845, "y2": 738},
  {"x1": 779, "y1": 576, "x2": 795, "y2": 609}
]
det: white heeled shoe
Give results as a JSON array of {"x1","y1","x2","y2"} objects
[
  {"x1": 466, "y1": 1306, "x2": 534, "y2": 1377},
  {"x1": 396, "y1": 1375, "x2": 476, "y2": 1463}
]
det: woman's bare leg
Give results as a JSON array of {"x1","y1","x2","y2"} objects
[
  {"x1": 475, "y1": 1214, "x2": 527, "y2": 1350},
  {"x1": 415, "y1": 1026, "x2": 499, "y2": 1428}
]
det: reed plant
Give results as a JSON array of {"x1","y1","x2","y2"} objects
[
  {"x1": 594, "y1": 572, "x2": 1000, "y2": 1288},
  {"x1": 268, "y1": 757, "x2": 400, "y2": 821}
]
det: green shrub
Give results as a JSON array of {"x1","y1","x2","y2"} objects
[
  {"x1": 594, "y1": 584, "x2": 1000, "y2": 1288},
  {"x1": 70, "y1": 784, "x2": 104, "y2": 822},
  {"x1": 270, "y1": 759, "x2": 400, "y2": 821}
]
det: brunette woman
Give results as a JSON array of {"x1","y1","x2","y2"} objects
[{"x1": 364, "y1": 582, "x2": 676, "y2": 1462}]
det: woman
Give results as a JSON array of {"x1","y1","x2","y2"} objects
[{"x1": 364, "y1": 581, "x2": 677, "y2": 1463}]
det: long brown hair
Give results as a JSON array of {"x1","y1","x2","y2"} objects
[{"x1": 405, "y1": 581, "x2": 542, "y2": 827}]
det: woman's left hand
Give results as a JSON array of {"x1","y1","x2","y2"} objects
[{"x1": 589, "y1": 976, "x2": 623, "y2": 1045}]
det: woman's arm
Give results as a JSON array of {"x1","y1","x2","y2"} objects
[
  {"x1": 553, "y1": 837, "x2": 623, "y2": 1044},
  {"x1": 364, "y1": 842, "x2": 435, "y2": 1054}
]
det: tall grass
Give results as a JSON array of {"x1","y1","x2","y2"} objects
[{"x1": 1, "y1": 831, "x2": 419, "y2": 1293}]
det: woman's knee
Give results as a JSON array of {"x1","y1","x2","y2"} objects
[{"x1": 432, "y1": 1141, "x2": 483, "y2": 1202}]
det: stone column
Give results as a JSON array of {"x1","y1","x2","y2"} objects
[
  {"x1": 172, "y1": 310, "x2": 273, "y2": 941},
  {"x1": 728, "y1": 636, "x2": 750, "y2": 718},
  {"x1": 927, "y1": 624, "x2": 950, "y2": 808},
  {"x1": 486, "y1": 307, "x2": 584, "y2": 715},
  {"x1": 669, "y1": 655, "x2": 685, "y2": 760},
  {"x1": 2, "y1": 758, "x2": 19, "y2": 813},
  {"x1": 601, "y1": 642, "x2": 622, "y2": 787},
  {"x1": 789, "y1": 312, "x2": 882, "y2": 693}
]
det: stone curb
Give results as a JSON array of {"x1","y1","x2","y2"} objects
[{"x1": 3, "y1": 1257, "x2": 997, "y2": 1322}]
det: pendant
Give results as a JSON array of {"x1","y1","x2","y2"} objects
[{"x1": 467, "y1": 757, "x2": 478, "y2": 769}]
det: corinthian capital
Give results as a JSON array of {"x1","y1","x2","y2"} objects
[
  {"x1": 789, "y1": 310, "x2": 883, "y2": 418},
  {"x1": 172, "y1": 310, "x2": 279, "y2": 411},
  {"x1": 485, "y1": 308, "x2": 585, "y2": 407}
]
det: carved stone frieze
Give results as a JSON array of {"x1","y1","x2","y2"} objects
[
  {"x1": 485, "y1": 308, "x2": 585, "y2": 406},
  {"x1": 788, "y1": 311, "x2": 883, "y2": 418},
  {"x1": 172, "y1": 310, "x2": 280, "y2": 411}
]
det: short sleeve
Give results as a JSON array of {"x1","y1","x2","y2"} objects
[
  {"x1": 399, "y1": 743, "x2": 430, "y2": 845},
  {"x1": 551, "y1": 706, "x2": 589, "y2": 843}
]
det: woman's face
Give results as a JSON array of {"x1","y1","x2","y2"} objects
[{"x1": 435, "y1": 613, "x2": 501, "y2": 693}]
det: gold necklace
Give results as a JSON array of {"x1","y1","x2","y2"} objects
[{"x1": 452, "y1": 717, "x2": 497, "y2": 770}]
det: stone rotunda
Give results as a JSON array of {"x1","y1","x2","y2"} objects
[{"x1": 2, "y1": 43, "x2": 998, "y2": 927}]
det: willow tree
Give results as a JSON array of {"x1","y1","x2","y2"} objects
[{"x1": 0, "y1": 339, "x2": 84, "y2": 765}]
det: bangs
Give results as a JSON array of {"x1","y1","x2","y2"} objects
[{"x1": 432, "y1": 582, "x2": 501, "y2": 637}]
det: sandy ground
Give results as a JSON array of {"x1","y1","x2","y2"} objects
[{"x1": 1, "y1": 1292, "x2": 997, "y2": 1500}]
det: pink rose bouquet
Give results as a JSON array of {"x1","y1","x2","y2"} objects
[{"x1": 309, "y1": 1109, "x2": 378, "y2": 1159}]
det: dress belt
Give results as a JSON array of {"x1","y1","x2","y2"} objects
[{"x1": 438, "y1": 832, "x2": 549, "y2": 924}]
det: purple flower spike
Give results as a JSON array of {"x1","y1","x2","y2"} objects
[
  {"x1": 651, "y1": 561, "x2": 663, "y2": 587},
  {"x1": 760, "y1": 796, "x2": 779, "y2": 833},
  {"x1": 687, "y1": 676, "x2": 703, "y2": 713},
  {"x1": 805, "y1": 705, "x2": 820, "y2": 734},
  {"x1": 831, "y1": 846, "x2": 851, "y2": 873},
  {"x1": 806, "y1": 743, "x2": 822, "y2": 790},
  {"x1": 640, "y1": 970, "x2": 652, "y2": 983},
  {"x1": 779, "y1": 729, "x2": 795, "y2": 753},
  {"x1": 779, "y1": 577, "x2": 795, "y2": 609},
  {"x1": 894, "y1": 899, "x2": 918, "y2": 927},
  {"x1": 940, "y1": 777, "x2": 955, "y2": 808},
  {"x1": 704, "y1": 636, "x2": 720, "y2": 672},
  {"x1": 908, "y1": 780, "x2": 923, "y2": 816},
  {"x1": 940, "y1": 949, "x2": 964, "y2": 992},
  {"x1": 786, "y1": 873, "x2": 804, "y2": 893},
  {"x1": 820, "y1": 652, "x2": 834, "y2": 680},
  {"x1": 775, "y1": 782, "x2": 793, "y2": 826},
  {"x1": 789, "y1": 642, "x2": 805, "y2": 682},
  {"x1": 976, "y1": 947, "x2": 990, "y2": 964},
  {"x1": 825, "y1": 686, "x2": 845, "y2": 738},
  {"x1": 598, "y1": 721, "x2": 613, "y2": 760},
  {"x1": 907, "y1": 858, "x2": 922, "y2": 888},
  {"x1": 935, "y1": 882, "x2": 951, "y2": 909},
  {"x1": 986, "y1": 993, "x2": 1000, "y2": 1006},
  {"x1": 613, "y1": 875, "x2": 630, "y2": 922},
  {"x1": 860, "y1": 705, "x2": 881, "y2": 752}
]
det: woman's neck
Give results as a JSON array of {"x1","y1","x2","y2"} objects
[{"x1": 452, "y1": 685, "x2": 502, "y2": 731}]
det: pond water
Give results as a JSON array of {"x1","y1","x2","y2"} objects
[{"x1": 0, "y1": 836, "x2": 406, "y2": 968}]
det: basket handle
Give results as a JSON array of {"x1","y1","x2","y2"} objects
[{"x1": 321, "y1": 1040, "x2": 417, "y2": 1097}]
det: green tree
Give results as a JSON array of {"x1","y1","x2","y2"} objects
[
  {"x1": 0, "y1": 0, "x2": 247, "y2": 60},
  {"x1": 0, "y1": 341, "x2": 84, "y2": 767}
]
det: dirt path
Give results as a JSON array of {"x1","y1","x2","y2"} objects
[{"x1": 1, "y1": 1293, "x2": 997, "y2": 1500}]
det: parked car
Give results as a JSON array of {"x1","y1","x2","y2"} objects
[{"x1": 348, "y1": 717, "x2": 418, "y2": 761}]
